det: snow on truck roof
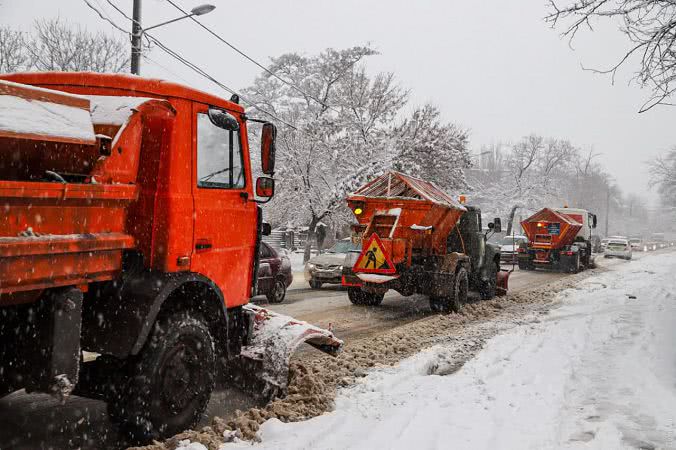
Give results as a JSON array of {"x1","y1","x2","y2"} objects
[
  {"x1": 0, "y1": 72, "x2": 243, "y2": 114},
  {"x1": 351, "y1": 171, "x2": 466, "y2": 210}
]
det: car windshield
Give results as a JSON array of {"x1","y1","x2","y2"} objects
[
  {"x1": 500, "y1": 237, "x2": 525, "y2": 246},
  {"x1": 327, "y1": 241, "x2": 358, "y2": 253},
  {"x1": 629, "y1": 239, "x2": 641, "y2": 244},
  {"x1": 608, "y1": 241, "x2": 627, "y2": 246}
]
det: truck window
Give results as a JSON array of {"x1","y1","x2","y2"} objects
[{"x1": 197, "y1": 112, "x2": 245, "y2": 189}]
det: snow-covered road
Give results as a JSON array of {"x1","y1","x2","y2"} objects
[{"x1": 236, "y1": 252, "x2": 676, "y2": 450}]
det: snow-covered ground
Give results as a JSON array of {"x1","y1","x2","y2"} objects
[{"x1": 232, "y1": 252, "x2": 676, "y2": 449}]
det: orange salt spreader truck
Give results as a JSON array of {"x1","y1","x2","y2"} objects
[
  {"x1": 341, "y1": 171, "x2": 510, "y2": 313},
  {"x1": 0, "y1": 73, "x2": 342, "y2": 442},
  {"x1": 517, "y1": 207, "x2": 597, "y2": 272}
]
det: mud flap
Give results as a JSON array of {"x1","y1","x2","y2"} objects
[{"x1": 234, "y1": 304, "x2": 343, "y2": 399}]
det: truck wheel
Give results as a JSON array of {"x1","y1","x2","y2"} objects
[
  {"x1": 430, "y1": 267, "x2": 468, "y2": 314},
  {"x1": 479, "y1": 262, "x2": 498, "y2": 300},
  {"x1": 267, "y1": 278, "x2": 287, "y2": 303},
  {"x1": 309, "y1": 279, "x2": 323, "y2": 289},
  {"x1": 348, "y1": 287, "x2": 384, "y2": 306},
  {"x1": 107, "y1": 310, "x2": 216, "y2": 442}
]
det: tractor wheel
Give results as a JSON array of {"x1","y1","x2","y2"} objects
[
  {"x1": 267, "y1": 278, "x2": 287, "y2": 303},
  {"x1": 347, "y1": 287, "x2": 384, "y2": 306},
  {"x1": 479, "y1": 262, "x2": 499, "y2": 300},
  {"x1": 107, "y1": 310, "x2": 216, "y2": 443},
  {"x1": 429, "y1": 267, "x2": 468, "y2": 314},
  {"x1": 309, "y1": 279, "x2": 323, "y2": 289}
]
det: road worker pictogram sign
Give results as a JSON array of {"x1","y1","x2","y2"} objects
[{"x1": 353, "y1": 233, "x2": 396, "y2": 274}]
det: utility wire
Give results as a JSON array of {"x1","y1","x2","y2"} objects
[
  {"x1": 161, "y1": 0, "x2": 341, "y2": 114},
  {"x1": 87, "y1": 0, "x2": 299, "y2": 129}
]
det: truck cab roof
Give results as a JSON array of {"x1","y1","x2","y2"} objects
[{"x1": 0, "y1": 72, "x2": 244, "y2": 113}]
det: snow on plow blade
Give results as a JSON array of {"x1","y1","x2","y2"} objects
[{"x1": 235, "y1": 304, "x2": 343, "y2": 399}]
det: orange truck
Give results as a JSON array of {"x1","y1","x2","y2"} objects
[
  {"x1": 341, "y1": 171, "x2": 509, "y2": 313},
  {"x1": 517, "y1": 207, "x2": 598, "y2": 272},
  {"x1": 0, "y1": 73, "x2": 341, "y2": 441}
]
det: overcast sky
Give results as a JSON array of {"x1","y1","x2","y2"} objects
[{"x1": 3, "y1": 0, "x2": 675, "y2": 204}]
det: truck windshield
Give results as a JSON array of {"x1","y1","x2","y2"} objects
[{"x1": 197, "y1": 112, "x2": 245, "y2": 189}]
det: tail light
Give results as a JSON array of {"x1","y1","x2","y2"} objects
[{"x1": 517, "y1": 247, "x2": 525, "y2": 253}]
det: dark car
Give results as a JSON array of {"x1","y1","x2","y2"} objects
[{"x1": 257, "y1": 242, "x2": 293, "y2": 303}]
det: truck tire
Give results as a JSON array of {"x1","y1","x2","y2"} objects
[
  {"x1": 479, "y1": 262, "x2": 498, "y2": 300},
  {"x1": 429, "y1": 267, "x2": 468, "y2": 314},
  {"x1": 107, "y1": 310, "x2": 216, "y2": 442},
  {"x1": 347, "y1": 287, "x2": 384, "y2": 306},
  {"x1": 267, "y1": 278, "x2": 287, "y2": 303},
  {"x1": 309, "y1": 279, "x2": 323, "y2": 289},
  {"x1": 518, "y1": 260, "x2": 533, "y2": 270}
]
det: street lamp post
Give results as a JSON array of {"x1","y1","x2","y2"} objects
[{"x1": 130, "y1": 1, "x2": 216, "y2": 75}]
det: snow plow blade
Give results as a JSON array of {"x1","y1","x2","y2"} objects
[
  {"x1": 497, "y1": 269, "x2": 512, "y2": 296},
  {"x1": 233, "y1": 304, "x2": 343, "y2": 399}
]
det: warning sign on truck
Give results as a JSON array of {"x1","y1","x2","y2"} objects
[{"x1": 353, "y1": 233, "x2": 396, "y2": 274}]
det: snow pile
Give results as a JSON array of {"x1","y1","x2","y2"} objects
[
  {"x1": 86, "y1": 95, "x2": 157, "y2": 126},
  {"x1": 0, "y1": 81, "x2": 95, "y2": 143},
  {"x1": 237, "y1": 253, "x2": 676, "y2": 449}
]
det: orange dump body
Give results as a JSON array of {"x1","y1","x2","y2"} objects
[
  {"x1": 0, "y1": 79, "x2": 178, "y2": 298},
  {"x1": 521, "y1": 208, "x2": 582, "y2": 252},
  {"x1": 347, "y1": 172, "x2": 466, "y2": 269}
]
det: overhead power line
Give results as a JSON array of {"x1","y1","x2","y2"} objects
[
  {"x1": 85, "y1": 0, "x2": 299, "y2": 129},
  {"x1": 161, "y1": 0, "x2": 340, "y2": 114}
]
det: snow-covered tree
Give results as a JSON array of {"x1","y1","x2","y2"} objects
[
  {"x1": 243, "y1": 47, "x2": 471, "y2": 260},
  {"x1": 0, "y1": 19, "x2": 129, "y2": 74},
  {"x1": 0, "y1": 27, "x2": 30, "y2": 72},
  {"x1": 649, "y1": 147, "x2": 676, "y2": 209}
]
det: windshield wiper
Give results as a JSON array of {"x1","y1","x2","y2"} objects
[{"x1": 200, "y1": 167, "x2": 232, "y2": 182}]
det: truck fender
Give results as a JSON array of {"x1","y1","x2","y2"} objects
[{"x1": 82, "y1": 272, "x2": 228, "y2": 359}]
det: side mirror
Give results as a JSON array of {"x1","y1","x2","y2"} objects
[
  {"x1": 492, "y1": 218, "x2": 502, "y2": 233},
  {"x1": 256, "y1": 176, "x2": 275, "y2": 199},
  {"x1": 261, "y1": 122, "x2": 277, "y2": 175},
  {"x1": 208, "y1": 108, "x2": 239, "y2": 131},
  {"x1": 261, "y1": 222, "x2": 272, "y2": 236},
  {"x1": 592, "y1": 214, "x2": 597, "y2": 229}
]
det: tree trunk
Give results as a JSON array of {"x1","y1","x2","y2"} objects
[
  {"x1": 303, "y1": 216, "x2": 319, "y2": 263},
  {"x1": 506, "y1": 205, "x2": 519, "y2": 235}
]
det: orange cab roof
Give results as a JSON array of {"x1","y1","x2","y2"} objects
[{"x1": 0, "y1": 72, "x2": 244, "y2": 113}]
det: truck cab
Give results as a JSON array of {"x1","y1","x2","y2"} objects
[
  {"x1": 0, "y1": 73, "x2": 285, "y2": 441},
  {"x1": 448, "y1": 205, "x2": 502, "y2": 296}
]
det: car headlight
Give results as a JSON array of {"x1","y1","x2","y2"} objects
[{"x1": 306, "y1": 263, "x2": 315, "y2": 271}]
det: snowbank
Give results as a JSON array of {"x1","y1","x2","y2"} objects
[{"x1": 239, "y1": 252, "x2": 676, "y2": 449}]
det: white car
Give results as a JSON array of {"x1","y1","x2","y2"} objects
[
  {"x1": 604, "y1": 238, "x2": 632, "y2": 260},
  {"x1": 499, "y1": 235, "x2": 528, "y2": 264}
]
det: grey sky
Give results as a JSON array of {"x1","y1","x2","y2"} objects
[{"x1": 3, "y1": 0, "x2": 674, "y2": 203}]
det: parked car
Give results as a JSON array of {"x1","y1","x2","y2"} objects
[
  {"x1": 499, "y1": 235, "x2": 528, "y2": 263},
  {"x1": 604, "y1": 238, "x2": 632, "y2": 260},
  {"x1": 257, "y1": 242, "x2": 293, "y2": 303},
  {"x1": 600, "y1": 238, "x2": 609, "y2": 252},
  {"x1": 305, "y1": 239, "x2": 360, "y2": 288}
]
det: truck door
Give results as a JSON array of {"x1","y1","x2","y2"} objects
[{"x1": 191, "y1": 104, "x2": 256, "y2": 307}]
